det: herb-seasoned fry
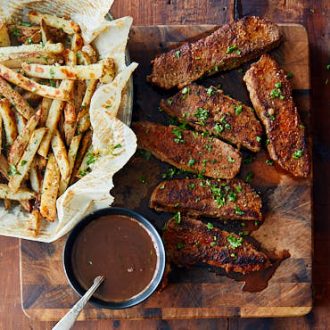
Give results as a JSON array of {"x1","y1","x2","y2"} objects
[
  {"x1": 40, "y1": 153, "x2": 60, "y2": 221},
  {"x1": 51, "y1": 130, "x2": 70, "y2": 180},
  {"x1": 14, "y1": 112, "x2": 26, "y2": 135},
  {"x1": 0, "y1": 77, "x2": 34, "y2": 119},
  {"x1": 71, "y1": 33, "x2": 83, "y2": 52},
  {"x1": 30, "y1": 162, "x2": 41, "y2": 193},
  {"x1": 8, "y1": 127, "x2": 47, "y2": 192},
  {"x1": 9, "y1": 110, "x2": 41, "y2": 166},
  {"x1": 39, "y1": 97, "x2": 52, "y2": 126},
  {"x1": 0, "y1": 184, "x2": 36, "y2": 200},
  {"x1": 0, "y1": 99, "x2": 17, "y2": 146},
  {"x1": 63, "y1": 102, "x2": 76, "y2": 146},
  {"x1": 31, "y1": 208, "x2": 42, "y2": 237},
  {"x1": 28, "y1": 11, "x2": 80, "y2": 35},
  {"x1": 0, "y1": 64, "x2": 70, "y2": 100},
  {"x1": 81, "y1": 44, "x2": 98, "y2": 63},
  {"x1": 0, "y1": 24, "x2": 10, "y2": 47}
]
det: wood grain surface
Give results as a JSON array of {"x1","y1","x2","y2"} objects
[
  {"x1": 0, "y1": 1, "x2": 329, "y2": 329},
  {"x1": 20, "y1": 23, "x2": 312, "y2": 321}
]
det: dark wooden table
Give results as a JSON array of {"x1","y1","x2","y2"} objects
[{"x1": 0, "y1": 1, "x2": 329, "y2": 329}]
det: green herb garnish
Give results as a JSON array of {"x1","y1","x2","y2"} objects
[
  {"x1": 206, "y1": 222, "x2": 214, "y2": 230},
  {"x1": 234, "y1": 104, "x2": 243, "y2": 115},
  {"x1": 227, "y1": 234, "x2": 243, "y2": 248},
  {"x1": 174, "y1": 211, "x2": 181, "y2": 224},
  {"x1": 293, "y1": 149, "x2": 304, "y2": 159}
]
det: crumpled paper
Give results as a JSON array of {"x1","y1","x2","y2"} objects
[{"x1": 0, "y1": 0, "x2": 138, "y2": 242}]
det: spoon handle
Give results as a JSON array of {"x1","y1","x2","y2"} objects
[{"x1": 52, "y1": 276, "x2": 104, "y2": 330}]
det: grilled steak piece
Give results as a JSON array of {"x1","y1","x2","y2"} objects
[
  {"x1": 150, "y1": 178, "x2": 262, "y2": 221},
  {"x1": 160, "y1": 84, "x2": 263, "y2": 152},
  {"x1": 243, "y1": 54, "x2": 310, "y2": 177},
  {"x1": 163, "y1": 217, "x2": 271, "y2": 274},
  {"x1": 147, "y1": 16, "x2": 281, "y2": 89},
  {"x1": 133, "y1": 121, "x2": 241, "y2": 179}
]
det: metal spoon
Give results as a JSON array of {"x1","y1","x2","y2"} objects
[{"x1": 52, "y1": 275, "x2": 104, "y2": 330}]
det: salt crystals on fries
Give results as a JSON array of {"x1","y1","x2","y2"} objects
[{"x1": 0, "y1": 11, "x2": 116, "y2": 235}]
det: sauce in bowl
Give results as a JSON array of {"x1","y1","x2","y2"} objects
[{"x1": 71, "y1": 214, "x2": 158, "y2": 302}]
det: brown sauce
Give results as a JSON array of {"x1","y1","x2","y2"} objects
[{"x1": 71, "y1": 215, "x2": 157, "y2": 302}]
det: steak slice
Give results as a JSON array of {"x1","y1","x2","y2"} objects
[
  {"x1": 160, "y1": 84, "x2": 263, "y2": 152},
  {"x1": 163, "y1": 217, "x2": 271, "y2": 274},
  {"x1": 243, "y1": 54, "x2": 310, "y2": 177},
  {"x1": 147, "y1": 16, "x2": 281, "y2": 89},
  {"x1": 133, "y1": 121, "x2": 241, "y2": 179},
  {"x1": 150, "y1": 178, "x2": 262, "y2": 221}
]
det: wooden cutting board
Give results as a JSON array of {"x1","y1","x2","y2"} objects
[{"x1": 20, "y1": 23, "x2": 312, "y2": 321}]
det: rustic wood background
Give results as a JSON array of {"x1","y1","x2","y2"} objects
[{"x1": 0, "y1": 0, "x2": 329, "y2": 329}]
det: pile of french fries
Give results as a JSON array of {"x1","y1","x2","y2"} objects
[{"x1": 0, "y1": 11, "x2": 115, "y2": 236}]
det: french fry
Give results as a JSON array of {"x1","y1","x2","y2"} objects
[
  {"x1": 19, "y1": 200, "x2": 32, "y2": 212},
  {"x1": 8, "y1": 25, "x2": 41, "y2": 44},
  {"x1": 0, "y1": 24, "x2": 10, "y2": 47},
  {"x1": 23, "y1": 91, "x2": 43, "y2": 104},
  {"x1": 76, "y1": 79, "x2": 98, "y2": 133},
  {"x1": 14, "y1": 112, "x2": 26, "y2": 135},
  {"x1": 63, "y1": 102, "x2": 76, "y2": 146},
  {"x1": 28, "y1": 11, "x2": 80, "y2": 35},
  {"x1": 0, "y1": 77, "x2": 34, "y2": 119},
  {"x1": 51, "y1": 130, "x2": 70, "y2": 180},
  {"x1": 0, "y1": 53, "x2": 61, "y2": 68},
  {"x1": 4, "y1": 198, "x2": 11, "y2": 209},
  {"x1": 71, "y1": 33, "x2": 83, "y2": 52},
  {"x1": 40, "y1": 153, "x2": 60, "y2": 221},
  {"x1": 59, "y1": 134, "x2": 82, "y2": 195},
  {"x1": 38, "y1": 79, "x2": 74, "y2": 157},
  {"x1": 0, "y1": 115, "x2": 2, "y2": 154},
  {"x1": 31, "y1": 208, "x2": 42, "y2": 237},
  {"x1": 70, "y1": 130, "x2": 92, "y2": 184},
  {"x1": 0, "y1": 64, "x2": 70, "y2": 101},
  {"x1": 22, "y1": 62, "x2": 109, "y2": 80},
  {"x1": 8, "y1": 110, "x2": 41, "y2": 166},
  {"x1": 0, "y1": 99, "x2": 17, "y2": 146},
  {"x1": 8, "y1": 127, "x2": 47, "y2": 192},
  {"x1": 77, "y1": 51, "x2": 91, "y2": 65},
  {"x1": 0, "y1": 154, "x2": 9, "y2": 179},
  {"x1": 39, "y1": 97, "x2": 52, "y2": 126},
  {"x1": 29, "y1": 159, "x2": 42, "y2": 193},
  {"x1": 74, "y1": 80, "x2": 86, "y2": 112},
  {"x1": 82, "y1": 44, "x2": 98, "y2": 63},
  {"x1": 0, "y1": 43, "x2": 64, "y2": 61},
  {"x1": 40, "y1": 18, "x2": 52, "y2": 44},
  {"x1": 0, "y1": 184, "x2": 36, "y2": 200}
]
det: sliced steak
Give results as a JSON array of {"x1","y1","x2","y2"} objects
[
  {"x1": 163, "y1": 217, "x2": 271, "y2": 274},
  {"x1": 150, "y1": 178, "x2": 262, "y2": 221},
  {"x1": 160, "y1": 84, "x2": 263, "y2": 152},
  {"x1": 133, "y1": 121, "x2": 241, "y2": 179},
  {"x1": 147, "y1": 16, "x2": 281, "y2": 89},
  {"x1": 243, "y1": 54, "x2": 310, "y2": 177}
]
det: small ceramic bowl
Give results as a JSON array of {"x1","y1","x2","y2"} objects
[{"x1": 63, "y1": 207, "x2": 166, "y2": 309}]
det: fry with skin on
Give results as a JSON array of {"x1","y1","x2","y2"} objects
[
  {"x1": 59, "y1": 134, "x2": 82, "y2": 195},
  {"x1": 39, "y1": 97, "x2": 52, "y2": 126},
  {"x1": 0, "y1": 77, "x2": 34, "y2": 119},
  {"x1": 0, "y1": 99, "x2": 17, "y2": 146},
  {"x1": 29, "y1": 161, "x2": 42, "y2": 193},
  {"x1": 8, "y1": 127, "x2": 47, "y2": 192},
  {"x1": 0, "y1": 53, "x2": 61, "y2": 68},
  {"x1": 0, "y1": 42, "x2": 64, "y2": 61},
  {"x1": 0, "y1": 24, "x2": 10, "y2": 46},
  {"x1": 14, "y1": 112, "x2": 26, "y2": 135},
  {"x1": 22, "y1": 61, "x2": 112, "y2": 80},
  {"x1": 40, "y1": 153, "x2": 60, "y2": 221},
  {"x1": 0, "y1": 64, "x2": 70, "y2": 101},
  {"x1": 74, "y1": 80, "x2": 86, "y2": 112},
  {"x1": 51, "y1": 130, "x2": 70, "y2": 180},
  {"x1": 9, "y1": 109, "x2": 41, "y2": 166},
  {"x1": 63, "y1": 102, "x2": 76, "y2": 146},
  {"x1": 28, "y1": 11, "x2": 80, "y2": 35},
  {"x1": 0, "y1": 154, "x2": 8, "y2": 179},
  {"x1": 0, "y1": 184, "x2": 36, "y2": 200},
  {"x1": 31, "y1": 208, "x2": 42, "y2": 237}
]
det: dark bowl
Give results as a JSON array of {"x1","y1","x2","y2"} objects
[{"x1": 63, "y1": 207, "x2": 166, "y2": 309}]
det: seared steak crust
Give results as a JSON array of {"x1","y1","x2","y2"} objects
[
  {"x1": 160, "y1": 84, "x2": 263, "y2": 152},
  {"x1": 163, "y1": 217, "x2": 271, "y2": 274},
  {"x1": 243, "y1": 54, "x2": 310, "y2": 177},
  {"x1": 133, "y1": 121, "x2": 241, "y2": 179},
  {"x1": 147, "y1": 16, "x2": 281, "y2": 89},
  {"x1": 150, "y1": 178, "x2": 262, "y2": 221}
]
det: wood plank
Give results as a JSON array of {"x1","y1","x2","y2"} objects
[{"x1": 20, "y1": 23, "x2": 312, "y2": 321}]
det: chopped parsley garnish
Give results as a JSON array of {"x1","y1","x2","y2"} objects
[
  {"x1": 20, "y1": 160, "x2": 27, "y2": 166},
  {"x1": 227, "y1": 234, "x2": 243, "y2": 248},
  {"x1": 20, "y1": 21, "x2": 32, "y2": 26},
  {"x1": 266, "y1": 159, "x2": 274, "y2": 166},
  {"x1": 166, "y1": 97, "x2": 173, "y2": 106},
  {"x1": 176, "y1": 242, "x2": 185, "y2": 249},
  {"x1": 220, "y1": 116, "x2": 231, "y2": 130},
  {"x1": 26, "y1": 37, "x2": 33, "y2": 44},
  {"x1": 172, "y1": 126, "x2": 184, "y2": 144},
  {"x1": 181, "y1": 87, "x2": 190, "y2": 95},
  {"x1": 214, "y1": 123, "x2": 224, "y2": 134},
  {"x1": 188, "y1": 183, "x2": 195, "y2": 190},
  {"x1": 195, "y1": 107, "x2": 209, "y2": 126},
  {"x1": 114, "y1": 144, "x2": 122, "y2": 149},
  {"x1": 206, "y1": 222, "x2": 214, "y2": 230},
  {"x1": 269, "y1": 114, "x2": 276, "y2": 121},
  {"x1": 286, "y1": 72, "x2": 294, "y2": 79},
  {"x1": 174, "y1": 211, "x2": 181, "y2": 224},
  {"x1": 86, "y1": 152, "x2": 98, "y2": 166},
  {"x1": 139, "y1": 175, "x2": 147, "y2": 184},
  {"x1": 266, "y1": 139, "x2": 270, "y2": 145},
  {"x1": 245, "y1": 171, "x2": 254, "y2": 183},
  {"x1": 227, "y1": 156, "x2": 235, "y2": 163},
  {"x1": 210, "y1": 241, "x2": 217, "y2": 247},
  {"x1": 205, "y1": 144, "x2": 213, "y2": 152},
  {"x1": 293, "y1": 149, "x2": 304, "y2": 159},
  {"x1": 275, "y1": 82, "x2": 282, "y2": 88},
  {"x1": 235, "y1": 184, "x2": 242, "y2": 193},
  {"x1": 256, "y1": 136, "x2": 262, "y2": 143},
  {"x1": 226, "y1": 45, "x2": 241, "y2": 54},
  {"x1": 50, "y1": 67, "x2": 55, "y2": 79},
  {"x1": 187, "y1": 158, "x2": 196, "y2": 167},
  {"x1": 49, "y1": 79, "x2": 56, "y2": 87},
  {"x1": 206, "y1": 86, "x2": 216, "y2": 96},
  {"x1": 79, "y1": 169, "x2": 88, "y2": 177},
  {"x1": 8, "y1": 164, "x2": 20, "y2": 176},
  {"x1": 243, "y1": 155, "x2": 254, "y2": 165},
  {"x1": 235, "y1": 206, "x2": 245, "y2": 215},
  {"x1": 162, "y1": 167, "x2": 177, "y2": 179},
  {"x1": 270, "y1": 82, "x2": 285, "y2": 100},
  {"x1": 234, "y1": 104, "x2": 243, "y2": 115},
  {"x1": 137, "y1": 149, "x2": 152, "y2": 160},
  {"x1": 174, "y1": 50, "x2": 181, "y2": 58},
  {"x1": 228, "y1": 191, "x2": 237, "y2": 202},
  {"x1": 11, "y1": 27, "x2": 21, "y2": 38}
]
